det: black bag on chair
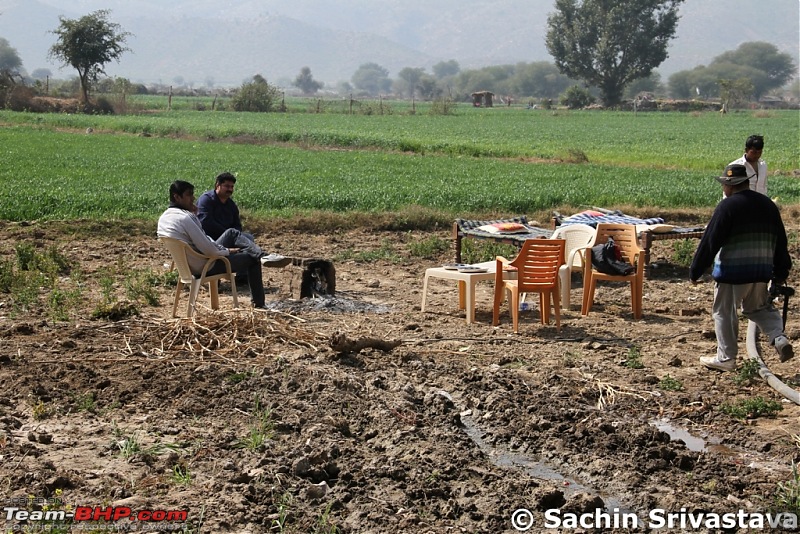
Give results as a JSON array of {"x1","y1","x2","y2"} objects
[{"x1": 591, "y1": 237, "x2": 635, "y2": 276}]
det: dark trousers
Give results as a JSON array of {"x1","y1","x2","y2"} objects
[{"x1": 210, "y1": 229, "x2": 265, "y2": 307}]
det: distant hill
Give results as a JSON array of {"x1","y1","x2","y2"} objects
[{"x1": 1, "y1": 0, "x2": 797, "y2": 87}]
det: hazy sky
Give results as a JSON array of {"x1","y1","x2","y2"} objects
[{"x1": 2, "y1": 0, "x2": 798, "y2": 86}]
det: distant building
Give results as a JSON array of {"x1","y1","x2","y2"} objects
[{"x1": 471, "y1": 91, "x2": 494, "y2": 107}]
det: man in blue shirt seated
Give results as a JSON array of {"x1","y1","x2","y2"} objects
[
  {"x1": 196, "y1": 172, "x2": 290, "y2": 271},
  {"x1": 158, "y1": 180, "x2": 268, "y2": 309}
]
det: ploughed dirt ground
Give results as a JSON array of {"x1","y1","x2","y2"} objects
[{"x1": 1, "y1": 213, "x2": 800, "y2": 534}]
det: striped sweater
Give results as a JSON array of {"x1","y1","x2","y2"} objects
[{"x1": 690, "y1": 190, "x2": 791, "y2": 284}]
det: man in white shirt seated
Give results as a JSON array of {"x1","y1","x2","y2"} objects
[{"x1": 157, "y1": 180, "x2": 268, "y2": 309}]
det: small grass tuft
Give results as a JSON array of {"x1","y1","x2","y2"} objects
[
  {"x1": 272, "y1": 491, "x2": 293, "y2": 532},
  {"x1": 625, "y1": 346, "x2": 644, "y2": 369},
  {"x1": 313, "y1": 501, "x2": 339, "y2": 534},
  {"x1": 31, "y1": 399, "x2": 53, "y2": 420},
  {"x1": 671, "y1": 239, "x2": 696, "y2": 268},
  {"x1": 335, "y1": 239, "x2": 402, "y2": 263},
  {"x1": 720, "y1": 396, "x2": 782, "y2": 419},
  {"x1": 237, "y1": 396, "x2": 275, "y2": 451},
  {"x1": 171, "y1": 463, "x2": 193, "y2": 486},
  {"x1": 461, "y1": 239, "x2": 518, "y2": 265},
  {"x1": 72, "y1": 391, "x2": 96, "y2": 413},
  {"x1": 226, "y1": 371, "x2": 255, "y2": 384},
  {"x1": 773, "y1": 461, "x2": 800, "y2": 515},
  {"x1": 658, "y1": 374, "x2": 683, "y2": 391},
  {"x1": 408, "y1": 235, "x2": 450, "y2": 259},
  {"x1": 125, "y1": 268, "x2": 161, "y2": 306},
  {"x1": 117, "y1": 431, "x2": 142, "y2": 459},
  {"x1": 733, "y1": 358, "x2": 761, "y2": 386},
  {"x1": 92, "y1": 300, "x2": 140, "y2": 321}
]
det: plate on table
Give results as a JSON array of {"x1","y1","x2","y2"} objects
[
  {"x1": 457, "y1": 265, "x2": 489, "y2": 273},
  {"x1": 442, "y1": 263, "x2": 469, "y2": 270}
]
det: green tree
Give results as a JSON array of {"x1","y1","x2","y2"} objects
[
  {"x1": 709, "y1": 41, "x2": 796, "y2": 97},
  {"x1": 0, "y1": 37, "x2": 22, "y2": 77},
  {"x1": 351, "y1": 63, "x2": 392, "y2": 96},
  {"x1": 31, "y1": 68, "x2": 52, "y2": 81},
  {"x1": 231, "y1": 75, "x2": 281, "y2": 112},
  {"x1": 718, "y1": 78, "x2": 755, "y2": 109},
  {"x1": 624, "y1": 71, "x2": 665, "y2": 99},
  {"x1": 396, "y1": 67, "x2": 425, "y2": 98},
  {"x1": 712, "y1": 42, "x2": 796, "y2": 88},
  {"x1": 789, "y1": 79, "x2": 800, "y2": 101},
  {"x1": 48, "y1": 10, "x2": 131, "y2": 105},
  {"x1": 292, "y1": 66, "x2": 323, "y2": 95},
  {"x1": 451, "y1": 68, "x2": 502, "y2": 97},
  {"x1": 546, "y1": 0, "x2": 683, "y2": 107},
  {"x1": 666, "y1": 69, "x2": 695, "y2": 99},
  {"x1": 451, "y1": 65, "x2": 517, "y2": 97},
  {"x1": 668, "y1": 62, "x2": 768, "y2": 100},
  {"x1": 432, "y1": 60, "x2": 460, "y2": 79},
  {"x1": 416, "y1": 74, "x2": 442, "y2": 99},
  {"x1": 512, "y1": 61, "x2": 573, "y2": 98},
  {"x1": 0, "y1": 37, "x2": 23, "y2": 108}
]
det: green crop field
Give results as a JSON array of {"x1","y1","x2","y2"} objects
[{"x1": 0, "y1": 107, "x2": 798, "y2": 222}]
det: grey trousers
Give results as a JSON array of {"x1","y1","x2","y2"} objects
[{"x1": 712, "y1": 281, "x2": 784, "y2": 362}]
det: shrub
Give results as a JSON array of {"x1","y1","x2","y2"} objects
[
  {"x1": 89, "y1": 96, "x2": 115, "y2": 114},
  {"x1": 3, "y1": 85, "x2": 37, "y2": 111},
  {"x1": 429, "y1": 98, "x2": 457, "y2": 116},
  {"x1": 658, "y1": 374, "x2": 683, "y2": 391},
  {"x1": 0, "y1": 258, "x2": 13, "y2": 293},
  {"x1": 625, "y1": 346, "x2": 644, "y2": 369},
  {"x1": 733, "y1": 358, "x2": 761, "y2": 386},
  {"x1": 560, "y1": 85, "x2": 595, "y2": 109},
  {"x1": 408, "y1": 235, "x2": 450, "y2": 259},
  {"x1": 721, "y1": 396, "x2": 782, "y2": 419},
  {"x1": 231, "y1": 77, "x2": 282, "y2": 112},
  {"x1": 671, "y1": 239, "x2": 696, "y2": 267},
  {"x1": 461, "y1": 239, "x2": 517, "y2": 264}
]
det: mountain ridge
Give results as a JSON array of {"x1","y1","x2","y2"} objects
[{"x1": 1, "y1": 0, "x2": 797, "y2": 88}]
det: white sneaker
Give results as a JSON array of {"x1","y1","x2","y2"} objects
[
  {"x1": 773, "y1": 335, "x2": 794, "y2": 363},
  {"x1": 699, "y1": 355, "x2": 736, "y2": 372},
  {"x1": 260, "y1": 254, "x2": 292, "y2": 267}
]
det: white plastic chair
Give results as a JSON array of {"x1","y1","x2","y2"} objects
[
  {"x1": 159, "y1": 237, "x2": 238, "y2": 318},
  {"x1": 550, "y1": 224, "x2": 596, "y2": 308}
]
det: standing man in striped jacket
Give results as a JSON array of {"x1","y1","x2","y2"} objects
[{"x1": 690, "y1": 163, "x2": 793, "y2": 371}]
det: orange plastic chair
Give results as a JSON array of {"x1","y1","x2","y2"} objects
[
  {"x1": 581, "y1": 223, "x2": 644, "y2": 320},
  {"x1": 492, "y1": 239, "x2": 566, "y2": 333},
  {"x1": 159, "y1": 237, "x2": 238, "y2": 318}
]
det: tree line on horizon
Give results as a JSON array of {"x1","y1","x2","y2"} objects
[{"x1": 0, "y1": 1, "x2": 797, "y2": 112}]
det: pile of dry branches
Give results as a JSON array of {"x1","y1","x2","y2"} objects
[{"x1": 123, "y1": 309, "x2": 324, "y2": 366}]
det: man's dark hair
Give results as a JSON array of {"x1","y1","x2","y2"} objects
[
  {"x1": 745, "y1": 135, "x2": 764, "y2": 150},
  {"x1": 169, "y1": 180, "x2": 194, "y2": 203},
  {"x1": 215, "y1": 172, "x2": 237, "y2": 186}
]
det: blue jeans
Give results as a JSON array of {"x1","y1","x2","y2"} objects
[{"x1": 210, "y1": 229, "x2": 265, "y2": 307}]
